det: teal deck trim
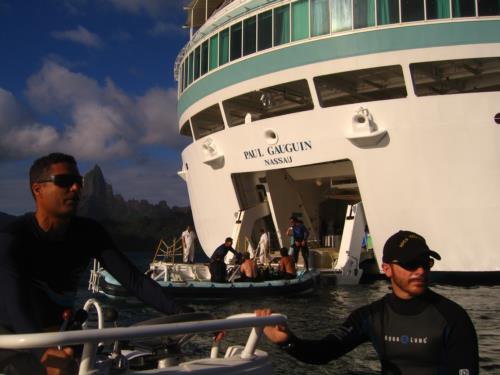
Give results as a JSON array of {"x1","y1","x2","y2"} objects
[{"x1": 178, "y1": 20, "x2": 500, "y2": 118}]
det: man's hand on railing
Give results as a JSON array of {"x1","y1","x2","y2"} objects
[{"x1": 41, "y1": 347, "x2": 78, "y2": 375}]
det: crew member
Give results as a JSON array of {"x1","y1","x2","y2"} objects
[
  {"x1": 0, "y1": 153, "x2": 191, "y2": 375},
  {"x1": 256, "y1": 229, "x2": 269, "y2": 265},
  {"x1": 181, "y1": 224, "x2": 196, "y2": 263},
  {"x1": 209, "y1": 237, "x2": 239, "y2": 282},
  {"x1": 257, "y1": 230, "x2": 479, "y2": 374},
  {"x1": 290, "y1": 217, "x2": 309, "y2": 271}
]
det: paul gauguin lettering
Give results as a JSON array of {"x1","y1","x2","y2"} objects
[{"x1": 243, "y1": 140, "x2": 312, "y2": 166}]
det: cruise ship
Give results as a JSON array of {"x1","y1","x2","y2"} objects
[{"x1": 174, "y1": 0, "x2": 500, "y2": 280}]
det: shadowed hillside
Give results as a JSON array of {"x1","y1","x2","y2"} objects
[{"x1": 78, "y1": 165, "x2": 193, "y2": 253}]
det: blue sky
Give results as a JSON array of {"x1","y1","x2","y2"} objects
[{"x1": 0, "y1": 0, "x2": 192, "y2": 215}]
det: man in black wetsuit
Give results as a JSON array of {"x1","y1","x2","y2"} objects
[
  {"x1": 209, "y1": 237, "x2": 239, "y2": 282},
  {"x1": 0, "y1": 153, "x2": 191, "y2": 375},
  {"x1": 257, "y1": 230, "x2": 479, "y2": 374}
]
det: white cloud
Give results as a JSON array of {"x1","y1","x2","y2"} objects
[
  {"x1": 0, "y1": 89, "x2": 60, "y2": 159},
  {"x1": 51, "y1": 25, "x2": 103, "y2": 48},
  {"x1": 0, "y1": 60, "x2": 187, "y2": 161}
]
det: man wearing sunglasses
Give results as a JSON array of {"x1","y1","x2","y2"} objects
[
  {"x1": 257, "y1": 230, "x2": 479, "y2": 374},
  {"x1": 0, "y1": 153, "x2": 191, "y2": 375}
]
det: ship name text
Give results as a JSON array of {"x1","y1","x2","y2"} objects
[{"x1": 243, "y1": 140, "x2": 312, "y2": 166}]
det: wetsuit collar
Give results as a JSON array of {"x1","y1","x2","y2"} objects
[{"x1": 386, "y1": 290, "x2": 435, "y2": 315}]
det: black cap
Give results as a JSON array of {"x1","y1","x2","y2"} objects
[{"x1": 383, "y1": 230, "x2": 441, "y2": 265}]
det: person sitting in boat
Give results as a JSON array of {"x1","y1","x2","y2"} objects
[
  {"x1": 0, "y1": 153, "x2": 193, "y2": 375},
  {"x1": 278, "y1": 247, "x2": 296, "y2": 279},
  {"x1": 256, "y1": 230, "x2": 479, "y2": 374},
  {"x1": 239, "y1": 251, "x2": 259, "y2": 282},
  {"x1": 209, "y1": 237, "x2": 240, "y2": 283}
]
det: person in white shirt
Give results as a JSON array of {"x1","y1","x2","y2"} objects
[
  {"x1": 181, "y1": 225, "x2": 196, "y2": 263},
  {"x1": 256, "y1": 229, "x2": 269, "y2": 264}
]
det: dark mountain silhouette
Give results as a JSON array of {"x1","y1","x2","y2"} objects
[{"x1": 78, "y1": 165, "x2": 193, "y2": 252}]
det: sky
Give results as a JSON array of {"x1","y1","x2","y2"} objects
[{"x1": 0, "y1": 0, "x2": 192, "y2": 215}]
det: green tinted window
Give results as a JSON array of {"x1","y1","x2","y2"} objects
[
  {"x1": 209, "y1": 35, "x2": 218, "y2": 70},
  {"x1": 354, "y1": 0, "x2": 375, "y2": 29},
  {"x1": 332, "y1": 0, "x2": 352, "y2": 32},
  {"x1": 201, "y1": 40, "x2": 208, "y2": 76},
  {"x1": 377, "y1": 0, "x2": 400, "y2": 25},
  {"x1": 274, "y1": 4, "x2": 290, "y2": 46},
  {"x1": 311, "y1": 0, "x2": 330, "y2": 36},
  {"x1": 188, "y1": 52, "x2": 194, "y2": 85},
  {"x1": 478, "y1": 0, "x2": 500, "y2": 15},
  {"x1": 194, "y1": 46, "x2": 200, "y2": 80},
  {"x1": 426, "y1": 0, "x2": 450, "y2": 19},
  {"x1": 401, "y1": 0, "x2": 424, "y2": 21},
  {"x1": 230, "y1": 22, "x2": 242, "y2": 61},
  {"x1": 243, "y1": 16, "x2": 257, "y2": 55},
  {"x1": 258, "y1": 10, "x2": 273, "y2": 51},
  {"x1": 292, "y1": 0, "x2": 309, "y2": 41},
  {"x1": 452, "y1": 0, "x2": 476, "y2": 17},
  {"x1": 219, "y1": 28, "x2": 230, "y2": 66}
]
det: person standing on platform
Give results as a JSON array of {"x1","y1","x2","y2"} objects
[
  {"x1": 256, "y1": 229, "x2": 269, "y2": 264},
  {"x1": 209, "y1": 237, "x2": 240, "y2": 282},
  {"x1": 181, "y1": 224, "x2": 196, "y2": 263},
  {"x1": 290, "y1": 217, "x2": 309, "y2": 271},
  {"x1": 257, "y1": 230, "x2": 479, "y2": 374}
]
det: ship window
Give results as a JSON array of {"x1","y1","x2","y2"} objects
[
  {"x1": 292, "y1": 0, "x2": 309, "y2": 41},
  {"x1": 194, "y1": 46, "x2": 201, "y2": 81},
  {"x1": 314, "y1": 65, "x2": 407, "y2": 107},
  {"x1": 452, "y1": 0, "x2": 475, "y2": 17},
  {"x1": 180, "y1": 121, "x2": 193, "y2": 138},
  {"x1": 478, "y1": 0, "x2": 500, "y2": 15},
  {"x1": 183, "y1": 62, "x2": 188, "y2": 91},
  {"x1": 377, "y1": 0, "x2": 400, "y2": 25},
  {"x1": 274, "y1": 4, "x2": 290, "y2": 46},
  {"x1": 354, "y1": 0, "x2": 375, "y2": 29},
  {"x1": 230, "y1": 22, "x2": 242, "y2": 61},
  {"x1": 332, "y1": 0, "x2": 352, "y2": 32},
  {"x1": 401, "y1": 0, "x2": 424, "y2": 21},
  {"x1": 188, "y1": 52, "x2": 194, "y2": 85},
  {"x1": 209, "y1": 34, "x2": 219, "y2": 70},
  {"x1": 243, "y1": 16, "x2": 257, "y2": 56},
  {"x1": 311, "y1": 0, "x2": 330, "y2": 36},
  {"x1": 426, "y1": 0, "x2": 450, "y2": 19},
  {"x1": 258, "y1": 10, "x2": 273, "y2": 51},
  {"x1": 201, "y1": 40, "x2": 209, "y2": 76},
  {"x1": 191, "y1": 104, "x2": 225, "y2": 140},
  {"x1": 410, "y1": 57, "x2": 500, "y2": 96},
  {"x1": 222, "y1": 79, "x2": 314, "y2": 127},
  {"x1": 219, "y1": 28, "x2": 229, "y2": 66}
]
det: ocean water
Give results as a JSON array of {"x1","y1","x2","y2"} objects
[{"x1": 77, "y1": 253, "x2": 500, "y2": 375}]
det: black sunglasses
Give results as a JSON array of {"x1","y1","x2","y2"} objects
[
  {"x1": 37, "y1": 174, "x2": 83, "y2": 188},
  {"x1": 394, "y1": 258, "x2": 434, "y2": 272}
]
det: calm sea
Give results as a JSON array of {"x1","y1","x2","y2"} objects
[{"x1": 76, "y1": 252, "x2": 500, "y2": 375}]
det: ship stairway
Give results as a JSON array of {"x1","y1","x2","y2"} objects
[{"x1": 333, "y1": 202, "x2": 367, "y2": 285}]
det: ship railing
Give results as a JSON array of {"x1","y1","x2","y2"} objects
[
  {"x1": 0, "y1": 298, "x2": 287, "y2": 375},
  {"x1": 151, "y1": 237, "x2": 183, "y2": 264}
]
